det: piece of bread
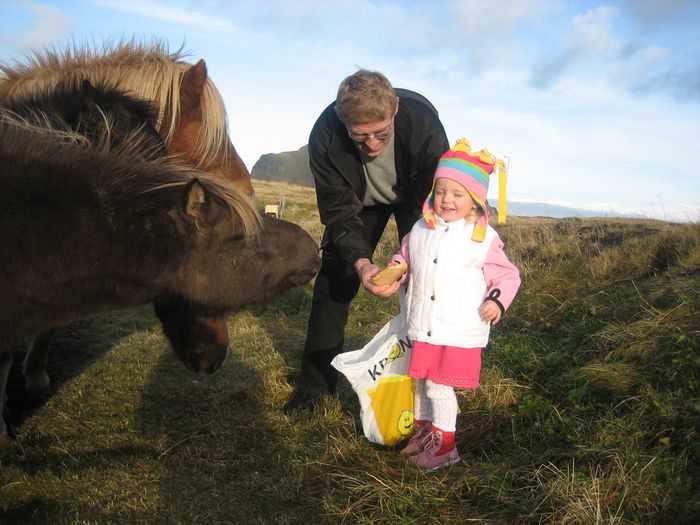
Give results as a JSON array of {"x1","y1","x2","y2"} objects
[{"x1": 371, "y1": 262, "x2": 407, "y2": 286}]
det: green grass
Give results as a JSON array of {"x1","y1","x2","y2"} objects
[{"x1": 1, "y1": 180, "x2": 698, "y2": 524}]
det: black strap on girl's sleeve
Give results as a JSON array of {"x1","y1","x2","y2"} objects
[{"x1": 483, "y1": 289, "x2": 505, "y2": 316}]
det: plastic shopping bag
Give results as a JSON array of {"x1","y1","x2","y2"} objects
[{"x1": 331, "y1": 293, "x2": 414, "y2": 446}]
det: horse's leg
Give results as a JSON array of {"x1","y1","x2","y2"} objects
[
  {"x1": 23, "y1": 329, "x2": 54, "y2": 398},
  {"x1": 0, "y1": 351, "x2": 12, "y2": 445}
]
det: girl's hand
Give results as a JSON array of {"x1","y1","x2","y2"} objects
[{"x1": 479, "y1": 301, "x2": 502, "y2": 324}]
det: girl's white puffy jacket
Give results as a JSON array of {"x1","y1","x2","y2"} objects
[{"x1": 393, "y1": 216, "x2": 520, "y2": 348}]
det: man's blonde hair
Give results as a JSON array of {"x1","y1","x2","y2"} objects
[{"x1": 334, "y1": 69, "x2": 398, "y2": 125}]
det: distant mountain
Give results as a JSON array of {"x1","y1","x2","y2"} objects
[
  {"x1": 251, "y1": 145, "x2": 313, "y2": 186},
  {"x1": 490, "y1": 200, "x2": 640, "y2": 219},
  {"x1": 251, "y1": 147, "x2": 698, "y2": 222}
]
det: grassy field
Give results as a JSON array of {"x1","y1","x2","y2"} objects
[{"x1": 1, "y1": 180, "x2": 698, "y2": 524}]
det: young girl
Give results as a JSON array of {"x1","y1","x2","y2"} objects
[{"x1": 380, "y1": 138, "x2": 521, "y2": 471}]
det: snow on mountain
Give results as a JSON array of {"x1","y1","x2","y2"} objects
[{"x1": 497, "y1": 199, "x2": 700, "y2": 223}]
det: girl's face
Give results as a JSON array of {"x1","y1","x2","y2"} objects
[{"x1": 433, "y1": 178, "x2": 476, "y2": 222}]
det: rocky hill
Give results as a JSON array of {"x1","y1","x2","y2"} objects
[{"x1": 250, "y1": 145, "x2": 313, "y2": 186}]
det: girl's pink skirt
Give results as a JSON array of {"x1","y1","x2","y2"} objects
[{"x1": 408, "y1": 341, "x2": 482, "y2": 388}]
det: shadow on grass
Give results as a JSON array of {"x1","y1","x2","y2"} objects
[
  {"x1": 3, "y1": 305, "x2": 157, "y2": 438},
  {"x1": 132, "y1": 308, "x2": 330, "y2": 523},
  {"x1": 1, "y1": 297, "x2": 331, "y2": 522},
  {"x1": 1, "y1": 498, "x2": 67, "y2": 524}
]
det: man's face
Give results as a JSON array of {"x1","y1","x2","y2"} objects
[{"x1": 345, "y1": 116, "x2": 394, "y2": 157}]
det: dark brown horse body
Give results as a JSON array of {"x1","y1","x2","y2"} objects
[
  {"x1": 0, "y1": 119, "x2": 319, "y2": 440},
  {"x1": 0, "y1": 42, "x2": 253, "y2": 384},
  {"x1": 0, "y1": 125, "x2": 316, "y2": 337}
]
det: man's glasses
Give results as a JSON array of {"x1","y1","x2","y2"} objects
[{"x1": 347, "y1": 120, "x2": 394, "y2": 144}]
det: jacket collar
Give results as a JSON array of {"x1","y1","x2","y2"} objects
[{"x1": 434, "y1": 215, "x2": 468, "y2": 230}]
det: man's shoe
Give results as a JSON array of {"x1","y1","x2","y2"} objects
[{"x1": 283, "y1": 387, "x2": 321, "y2": 414}]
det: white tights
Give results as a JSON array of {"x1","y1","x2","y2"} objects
[{"x1": 413, "y1": 378, "x2": 457, "y2": 432}]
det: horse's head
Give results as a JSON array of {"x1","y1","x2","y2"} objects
[
  {"x1": 160, "y1": 177, "x2": 320, "y2": 314},
  {"x1": 165, "y1": 60, "x2": 254, "y2": 197},
  {"x1": 152, "y1": 295, "x2": 229, "y2": 374},
  {"x1": 149, "y1": 182, "x2": 320, "y2": 375},
  {"x1": 78, "y1": 80, "x2": 165, "y2": 160}
]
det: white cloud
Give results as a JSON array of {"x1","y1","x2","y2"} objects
[
  {"x1": 622, "y1": 0, "x2": 700, "y2": 31},
  {"x1": 530, "y1": 5, "x2": 622, "y2": 89},
  {"x1": 0, "y1": 0, "x2": 71, "y2": 51},
  {"x1": 568, "y1": 6, "x2": 620, "y2": 54},
  {"x1": 95, "y1": 0, "x2": 236, "y2": 32}
]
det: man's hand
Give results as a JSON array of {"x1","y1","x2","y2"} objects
[{"x1": 354, "y1": 258, "x2": 401, "y2": 297}]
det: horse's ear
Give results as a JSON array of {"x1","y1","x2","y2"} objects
[
  {"x1": 183, "y1": 178, "x2": 208, "y2": 220},
  {"x1": 179, "y1": 60, "x2": 207, "y2": 113},
  {"x1": 180, "y1": 178, "x2": 228, "y2": 233},
  {"x1": 81, "y1": 79, "x2": 97, "y2": 97}
]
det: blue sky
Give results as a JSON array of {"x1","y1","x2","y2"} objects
[{"x1": 1, "y1": 0, "x2": 699, "y2": 220}]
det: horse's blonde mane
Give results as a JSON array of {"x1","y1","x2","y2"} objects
[{"x1": 0, "y1": 40, "x2": 230, "y2": 170}]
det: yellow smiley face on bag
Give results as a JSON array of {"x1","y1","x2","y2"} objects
[
  {"x1": 388, "y1": 342, "x2": 402, "y2": 361},
  {"x1": 397, "y1": 409, "x2": 415, "y2": 436}
]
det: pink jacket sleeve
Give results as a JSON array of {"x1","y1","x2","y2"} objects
[{"x1": 483, "y1": 235, "x2": 521, "y2": 313}]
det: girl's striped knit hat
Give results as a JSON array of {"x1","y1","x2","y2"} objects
[{"x1": 422, "y1": 138, "x2": 496, "y2": 242}]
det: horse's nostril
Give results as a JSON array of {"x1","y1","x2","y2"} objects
[{"x1": 187, "y1": 356, "x2": 201, "y2": 373}]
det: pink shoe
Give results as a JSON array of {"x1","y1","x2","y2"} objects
[
  {"x1": 399, "y1": 421, "x2": 431, "y2": 456},
  {"x1": 409, "y1": 431, "x2": 460, "y2": 471}
]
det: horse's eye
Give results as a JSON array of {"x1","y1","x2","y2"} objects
[{"x1": 228, "y1": 232, "x2": 245, "y2": 242}]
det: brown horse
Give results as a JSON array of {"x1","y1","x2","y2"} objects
[
  {"x1": 0, "y1": 39, "x2": 254, "y2": 195},
  {"x1": 0, "y1": 41, "x2": 257, "y2": 414},
  {"x1": 0, "y1": 117, "x2": 320, "y2": 442}
]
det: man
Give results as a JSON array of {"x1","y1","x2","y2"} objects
[{"x1": 285, "y1": 69, "x2": 449, "y2": 412}]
